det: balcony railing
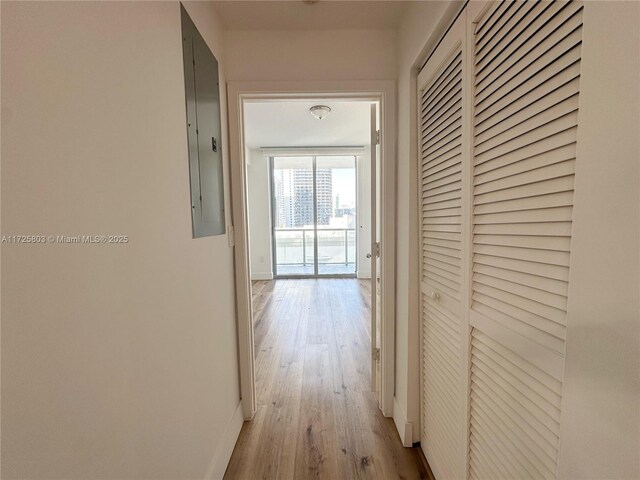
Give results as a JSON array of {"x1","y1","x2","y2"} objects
[{"x1": 274, "y1": 228, "x2": 356, "y2": 273}]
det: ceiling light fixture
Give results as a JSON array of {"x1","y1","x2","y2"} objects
[{"x1": 309, "y1": 105, "x2": 331, "y2": 120}]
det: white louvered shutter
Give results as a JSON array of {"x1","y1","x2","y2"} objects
[
  {"x1": 467, "y1": 1, "x2": 583, "y2": 479},
  {"x1": 418, "y1": 12, "x2": 468, "y2": 480}
]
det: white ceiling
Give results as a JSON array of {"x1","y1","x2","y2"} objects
[
  {"x1": 243, "y1": 101, "x2": 372, "y2": 149},
  {"x1": 212, "y1": 1, "x2": 412, "y2": 30}
]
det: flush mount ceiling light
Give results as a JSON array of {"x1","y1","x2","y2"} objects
[{"x1": 309, "y1": 105, "x2": 331, "y2": 120}]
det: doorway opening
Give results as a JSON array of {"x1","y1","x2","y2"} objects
[
  {"x1": 241, "y1": 98, "x2": 382, "y2": 395},
  {"x1": 228, "y1": 83, "x2": 396, "y2": 424}
]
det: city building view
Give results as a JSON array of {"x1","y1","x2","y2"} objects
[
  {"x1": 273, "y1": 168, "x2": 333, "y2": 228},
  {"x1": 272, "y1": 156, "x2": 357, "y2": 276}
]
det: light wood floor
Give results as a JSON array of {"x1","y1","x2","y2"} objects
[{"x1": 225, "y1": 279, "x2": 429, "y2": 480}]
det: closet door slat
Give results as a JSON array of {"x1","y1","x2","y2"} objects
[
  {"x1": 475, "y1": 1, "x2": 538, "y2": 61},
  {"x1": 476, "y1": 2, "x2": 583, "y2": 78},
  {"x1": 476, "y1": 15, "x2": 583, "y2": 104},
  {"x1": 422, "y1": 51, "x2": 462, "y2": 107},
  {"x1": 473, "y1": 262, "x2": 569, "y2": 297}
]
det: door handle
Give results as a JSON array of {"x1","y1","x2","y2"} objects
[{"x1": 366, "y1": 253, "x2": 372, "y2": 258}]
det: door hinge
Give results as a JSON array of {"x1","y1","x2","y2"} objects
[
  {"x1": 373, "y1": 347, "x2": 380, "y2": 361},
  {"x1": 373, "y1": 241, "x2": 381, "y2": 258},
  {"x1": 375, "y1": 130, "x2": 381, "y2": 145}
]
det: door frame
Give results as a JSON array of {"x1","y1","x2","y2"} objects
[{"x1": 227, "y1": 80, "x2": 396, "y2": 419}]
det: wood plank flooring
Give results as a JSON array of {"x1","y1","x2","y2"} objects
[{"x1": 225, "y1": 279, "x2": 429, "y2": 480}]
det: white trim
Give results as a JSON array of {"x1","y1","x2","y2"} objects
[
  {"x1": 393, "y1": 396, "x2": 414, "y2": 447},
  {"x1": 228, "y1": 80, "x2": 397, "y2": 418},
  {"x1": 250, "y1": 272, "x2": 273, "y2": 281},
  {"x1": 261, "y1": 146, "x2": 365, "y2": 157},
  {"x1": 204, "y1": 401, "x2": 244, "y2": 480}
]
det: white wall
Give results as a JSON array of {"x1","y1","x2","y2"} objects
[
  {"x1": 247, "y1": 149, "x2": 273, "y2": 280},
  {"x1": 1, "y1": 2, "x2": 242, "y2": 479},
  {"x1": 394, "y1": 1, "x2": 459, "y2": 443},
  {"x1": 224, "y1": 29, "x2": 397, "y2": 82},
  {"x1": 558, "y1": 2, "x2": 640, "y2": 478}
]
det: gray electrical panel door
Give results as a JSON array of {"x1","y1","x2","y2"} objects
[{"x1": 181, "y1": 5, "x2": 225, "y2": 238}]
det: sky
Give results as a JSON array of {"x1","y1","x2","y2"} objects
[{"x1": 332, "y1": 168, "x2": 356, "y2": 208}]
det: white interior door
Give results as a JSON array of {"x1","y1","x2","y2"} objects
[{"x1": 417, "y1": 11, "x2": 468, "y2": 480}]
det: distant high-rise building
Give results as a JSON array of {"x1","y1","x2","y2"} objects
[
  {"x1": 292, "y1": 169, "x2": 313, "y2": 227},
  {"x1": 272, "y1": 171, "x2": 294, "y2": 228},
  {"x1": 313, "y1": 169, "x2": 332, "y2": 226},
  {"x1": 273, "y1": 167, "x2": 332, "y2": 227}
]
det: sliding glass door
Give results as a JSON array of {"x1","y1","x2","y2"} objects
[
  {"x1": 271, "y1": 156, "x2": 316, "y2": 276},
  {"x1": 271, "y1": 155, "x2": 356, "y2": 277},
  {"x1": 315, "y1": 156, "x2": 357, "y2": 275}
]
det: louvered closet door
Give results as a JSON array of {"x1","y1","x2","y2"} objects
[
  {"x1": 467, "y1": 1, "x2": 583, "y2": 479},
  {"x1": 417, "y1": 12, "x2": 468, "y2": 480}
]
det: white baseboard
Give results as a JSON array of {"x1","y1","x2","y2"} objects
[
  {"x1": 393, "y1": 396, "x2": 414, "y2": 447},
  {"x1": 205, "y1": 401, "x2": 244, "y2": 479},
  {"x1": 250, "y1": 272, "x2": 273, "y2": 281}
]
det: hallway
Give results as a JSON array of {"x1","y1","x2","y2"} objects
[{"x1": 225, "y1": 279, "x2": 429, "y2": 479}]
